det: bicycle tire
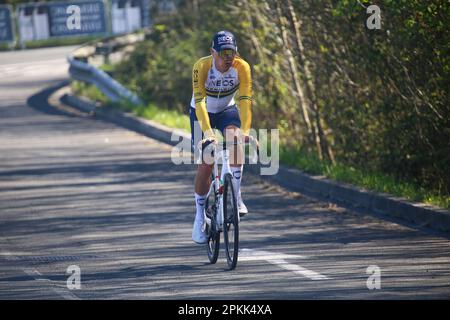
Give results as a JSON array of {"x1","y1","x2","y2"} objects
[
  {"x1": 223, "y1": 173, "x2": 239, "y2": 270},
  {"x1": 206, "y1": 227, "x2": 220, "y2": 264},
  {"x1": 205, "y1": 178, "x2": 220, "y2": 264}
]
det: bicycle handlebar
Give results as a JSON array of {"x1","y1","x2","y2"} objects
[{"x1": 198, "y1": 135, "x2": 259, "y2": 162}]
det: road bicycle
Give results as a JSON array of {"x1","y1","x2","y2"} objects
[{"x1": 200, "y1": 137, "x2": 258, "y2": 270}]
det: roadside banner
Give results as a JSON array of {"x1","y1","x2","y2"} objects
[
  {"x1": 17, "y1": 0, "x2": 108, "y2": 42},
  {"x1": 47, "y1": 0, "x2": 107, "y2": 37},
  {"x1": 111, "y1": 0, "x2": 150, "y2": 34},
  {"x1": 0, "y1": 5, "x2": 14, "y2": 43}
]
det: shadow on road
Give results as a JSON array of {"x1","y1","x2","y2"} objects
[
  {"x1": 0, "y1": 81, "x2": 449, "y2": 299},
  {"x1": 26, "y1": 80, "x2": 75, "y2": 118}
]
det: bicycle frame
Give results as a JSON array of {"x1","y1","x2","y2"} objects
[
  {"x1": 201, "y1": 136, "x2": 258, "y2": 269},
  {"x1": 204, "y1": 143, "x2": 232, "y2": 232}
]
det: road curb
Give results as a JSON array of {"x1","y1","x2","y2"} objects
[
  {"x1": 245, "y1": 164, "x2": 450, "y2": 232},
  {"x1": 60, "y1": 92, "x2": 450, "y2": 233}
]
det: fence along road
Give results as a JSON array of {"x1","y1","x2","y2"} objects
[{"x1": 1, "y1": 46, "x2": 450, "y2": 299}]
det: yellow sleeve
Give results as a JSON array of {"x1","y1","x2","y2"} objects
[
  {"x1": 236, "y1": 59, "x2": 253, "y2": 135},
  {"x1": 192, "y1": 57, "x2": 214, "y2": 137}
]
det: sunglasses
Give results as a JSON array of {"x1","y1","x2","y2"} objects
[{"x1": 217, "y1": 49, "x2": 236, "y2": 59}]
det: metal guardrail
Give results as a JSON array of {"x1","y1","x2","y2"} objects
[{"x1": 67, "y1": 32, "x2": 145, "y2": 105}]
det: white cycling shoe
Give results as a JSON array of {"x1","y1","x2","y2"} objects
[
  {"x1": 238, "y1": 197, "x2": 248, "y2": 217},
  {"x1": 192, "y1": 216, "x2": 207, "y2": 244}
]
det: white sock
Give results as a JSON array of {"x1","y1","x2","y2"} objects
[
  {"x1": 238, "y1": 165, "x2": 244, "y2": 200},
  {"x1": 230, "y1": 166, "x2": 242, "y2": 200},
  {"x1": 194, "y1": 193, "x2": 207, "y2": 221}
]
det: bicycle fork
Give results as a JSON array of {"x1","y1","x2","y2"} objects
[{"x1": 216, "y1": 149, "x2": 232, "y2": 231}]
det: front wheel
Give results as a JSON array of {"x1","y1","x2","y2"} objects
[
  {"x1": 206, "y1": 227, "x2": 220, "y2": 264},
  {"x1": 223, "y1": 173, "x2": 239, "y2": 270},
  {"x1": 206, "y1": 181, "x2": 220, "y2": 264}
]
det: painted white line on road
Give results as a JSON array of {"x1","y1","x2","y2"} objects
[
  {"x1": 23, "y1": 268, "x2": 81, "y2": 300},
  {"x1": 239, "y1": 249, "x2": 307, "y2": 261},
  {"x1": 269, "y1": 259, "x2": 329, "y2": 280},
  {"x1": 240, "y1": 248, "x2": 330, "y2": 280},
  {"x1": 1, "y1": 251, "x2": 81, "y2": 300},
  {"x1": 0, "y1": 59, "x2": 68, "y2": 78},
  {"x1": 0, "y1": 58, "x2": 66, "y2": 68}
]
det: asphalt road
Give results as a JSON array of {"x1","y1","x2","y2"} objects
[{"x1": 1, "y1": 46, "x2": 449, "y2": 300}]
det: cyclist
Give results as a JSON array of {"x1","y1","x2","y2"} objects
[{"x1": 190, "y1": 30, "x2": 253, "y2": 244}]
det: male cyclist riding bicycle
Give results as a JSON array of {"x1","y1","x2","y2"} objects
[{"x1": 190, "y1": 30, "x2": 253, "y2": 244}]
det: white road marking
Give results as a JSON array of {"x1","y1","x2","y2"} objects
[
  {"x1": 0, "y1": 59, "x2": 68, "y2": 78},
  {"x1": 240, "y1": 248, "x2": 330, "y2": 280},
  {"x1": 1, "y1": 251, "x2": 81, "y2": 300},
  {"x1": 0, "y1": 58, "x2": 66, "y2": 68}
]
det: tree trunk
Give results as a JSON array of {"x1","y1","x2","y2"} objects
[
  {"x1": 275, "y1": 0, "x2": 318, "y2": 155},
  {"x1": 286, "y1": 0, "x2": 335, "y2": 163}
]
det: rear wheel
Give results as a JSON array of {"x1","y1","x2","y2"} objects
[{"x1": 223, "y1": 173, "x2": 239, "y2": 270}]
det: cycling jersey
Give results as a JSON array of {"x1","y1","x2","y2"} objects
[{"x1": 191, "y1": 55, "x2": 252, "y2": 135}]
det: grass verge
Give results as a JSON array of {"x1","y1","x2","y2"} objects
[{"x1": 280, "y1": 146, "x2": 449, "y2": 209}]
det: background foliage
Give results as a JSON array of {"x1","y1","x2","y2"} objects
[
  {"x1": 4, "y1": 0, "x2": 448, "y2": 203},
  {"x1": 114, "y1": 0, "x2": 449, "y2": 200}
]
